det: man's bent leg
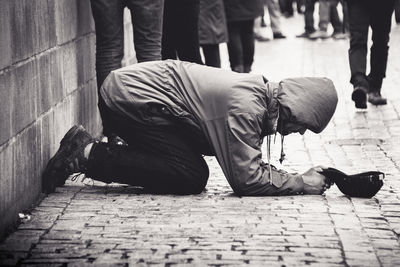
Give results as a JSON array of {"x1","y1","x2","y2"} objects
[{"x1": 86, "y1": 123, "x2": 209, "y2": 195}]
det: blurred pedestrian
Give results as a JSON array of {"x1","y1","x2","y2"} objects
[
  {"x1": 198, "y1": 0, "x2": 228, "y2": 67},
  {"x1": 89, "y1": 0, "x2": 164, "y2": 139},
  {"x1": 395, "y1": 0, "x2": 400, "y2": 24},
  {"x1": 256, "y1": 0, "x2": 287, "y2": 40},
  {"x1": 162, "y1": 0, "x2": 203, "y2": 64},
  {"x1": 43, "y1": 60, "x2": 338, "y2": 196},
  {"x1": 347, "y1": 0, "x2": 395, "y2": 108},
  {"x1": 308, "y1": 0, "x2": 345, "y2": 40},
  {"x1": 296, "y1": 0, "x2": 317, "y2": 38},
  {"x1": 224, "y1": 0, "x2": 264, "y2": 73},
  {"x1": 279, "y1": 0, "x2": 304, "y2": 17}
]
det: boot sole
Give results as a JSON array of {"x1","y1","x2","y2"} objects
[
  {"x1": 352, "y1": 88, "x2": 367, "y2": 109},
  {"x1": 42, "y1": 125, "x2": 84, "y2": 193}
]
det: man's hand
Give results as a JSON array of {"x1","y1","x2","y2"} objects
[{"x1": 301, "y1": 166, "x2": 332, "y2": 195}]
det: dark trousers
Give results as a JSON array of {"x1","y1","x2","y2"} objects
[
  {"x1": 162, "y1": 0, "x2": 203, "y2": 64},
  {"x1": 87, "y1": 109, "x2": 209, "y2": 195},
  {"x1": 90, "y1": 0, "x2": 164, "y2": 135},
  {"x1": 201, "y1": 44, "x2": 221, "y2": 68},
  {"x1": 304, "y1": 0, "x2": 317, "y2": 33},
  {"x1": 227, "y1": 20, "x2": 255, "y2": 73},
  {"x1": 347, "y1": 0, "x2": 395, "y2": 91}
]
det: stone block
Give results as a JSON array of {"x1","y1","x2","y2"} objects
[
  {"x1": 33, "y1": 0, "x2": 51, "y2": 54},
  {"x1": 11, "y1": 60, "x2": 38, "y2": 135},
  {"x1": 76, "y1": 35, "x2": 96, "y2": 86},
  {"x1": 55, "y1": 0, "x2": 78, "y2": 45},
  {"x1": 0, "y1": 0, "x2": 12, "y2": 69},
  {"x1": 0, "y1": 71, "x2": 12, "y2": 145},
  {"x1": 13, "y1": 125, "x2": 41, "y2": 206},
  {"x1": 61, "y1": 43, "x2": 78, "y2": 94}
]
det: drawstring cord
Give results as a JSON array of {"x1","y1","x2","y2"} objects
[
  {"x1": 279, "y1": 135, "x2": 285, "y2": 164},
  {"x1": 267, "y1": 135, "x2": 273, "y2": 184}
]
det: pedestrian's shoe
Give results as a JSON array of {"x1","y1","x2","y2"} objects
[
  {"x1": 42, "y1": 125, "x2": 95, "y2": 193},
  {"x1": 308, "y1": 30, "x2": 330, "y2": 40},
  {"x1": 331, "y1": 32, "x2": 349, "y2": 40},
  {"x1": 254, "y1": 27, "x2": 272, "y2": 42},
  {"x1": 368, "y1": 92, "x2": 387, "y2": 106},
  {"x1": 296, "y1": 31, "x2": 314, "y2": 38},
  {"x1": 273, "y1": 32, "x2": 287, "y2": 39},
  {"x1": 351, "y1": 86, "x2": 367, "y2": 109}
]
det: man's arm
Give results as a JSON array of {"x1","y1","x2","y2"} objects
[{"x1": 206, "y1": 112, "x2": 306, "y2": 196}]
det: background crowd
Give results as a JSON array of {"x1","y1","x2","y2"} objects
[{"x1": 89, "y1": 0, "x2": 400, "y2": 137}]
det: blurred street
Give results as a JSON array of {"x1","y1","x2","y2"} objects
[{"x1": 1, "y1": 14, "x2": 400, "y2": 266}]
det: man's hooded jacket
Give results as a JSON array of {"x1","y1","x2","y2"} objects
[{"x1": 101, "y1": 60, "x2": 338, "y2": 196}]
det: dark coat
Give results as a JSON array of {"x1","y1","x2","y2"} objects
[
  {"x1": 101, "y1": 60, "x2": 338, "y2": 196},
  {"x1": 223, "y1": 0, "x2": 264, "y2": 22},
  {"x1": 198, "y1": 0, "x2": 228, "y2": 45}
]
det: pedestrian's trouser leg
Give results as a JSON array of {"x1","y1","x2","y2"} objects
[
  {"x1": 318, "y1": 0, "x2": 330, "y2": 32},
  {"x1": 304, "y1": 0, "x2": 316, "y2": 33},
  {"x1": 329, "y1": 0, "x2": 343, "y2": 33},
  {"x1": 89, "y1": 0, "x2": 125, "y2": 135},
  {"x1": 241, "y1": 19, "x2": 255, "y2": 73},
  {"x1": 267, "y1": 0, "x2": 283, "y2": 34},
  {"x1": 127, "y1": 0, "x2": 164, "y2": 62},
  {"x1": 86, "y1": 121, "x2": 210, "y2": 195},
  {"x1": 368, "y1": 0, "x2": 395, "y2": 91},
  {"x1": 227, "y1": 21, "x2": 244, "y2": 72},
  {"x1": 161, "y1": 0, "x2": 178, "y2": 60},
  {"x1": 202, "y1": 44, "x2": 221, "y2": 68},
  {"x1": 347, "y1": 0, "x2": 370, "y2": 88}
]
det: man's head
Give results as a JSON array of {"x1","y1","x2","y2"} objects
[{"x1": 276, "y1": 77, "x2": 338, "y2": 135}]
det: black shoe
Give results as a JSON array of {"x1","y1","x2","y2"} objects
[
  {"x1": 42, "y1": 125, "x2": 95, "y2": 193},
  {"x1": 351, "y1": 86, "x2": 367, "y2": 109},
  {"x1": 368, "y1": 92, "x2": 387, "y2": 105},
  {"x1": 273, "y1": 32, "x2": 287, "y2": 39}
]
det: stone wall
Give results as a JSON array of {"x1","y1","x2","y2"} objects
[{"x1": 0, "y1": 0, "x2": 136, "y2": 238}]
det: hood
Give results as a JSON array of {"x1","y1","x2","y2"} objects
[{"x1": 277, "y1": 77, "x2": 338, "y2": 133}]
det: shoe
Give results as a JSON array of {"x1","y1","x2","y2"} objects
[
  {"x1": 351, "y1": 86, "x2": 367, "y2": 109},
  {"x1": 42, "y1": 125, "x2": 95, "y2": 193},
  {"x1": 254, "y1": 27, "x2": 272, "y2": 41},
  {"x1": 368, "y1": 92, "x2": 387, "y2": 105},
  {"x1": 308, "y1": 30, "x2": 330, "y2": 40},
  {"x1": 332, "y1": 32, "x2": 349, "y2": 40},
  {"x1": 296, "y1": 31, "x2": 314, "y2": 38},
  {"x1": 273, "y1": 32, "x2": 286, "y2": 39}
]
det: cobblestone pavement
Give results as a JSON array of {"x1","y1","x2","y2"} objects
[{"x1": 2, "y1": 16, "x2": 400, "y2": 267}]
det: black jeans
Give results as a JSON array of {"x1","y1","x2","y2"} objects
[
  {"x1": 201, "y1": 44, "x2": 221, "y2": 68},
  {"x1": 86, "y1": 109, "x2": 209, "y2": 195},
  {"x1": 162, "y1": 0, "x2": 203, "y2": 64},
  {"x1": 347, "y1": 0, "x2": 395, "y2": 91},
  {"x1": 227, "y1": 20, "x2": 255, "y2": 73},
  {"x1": 304, "y1": 0, "x2": 317, "y2": 33},
  {"x1": 90, "y1": 0, "x2": 164, "y2": 135}
]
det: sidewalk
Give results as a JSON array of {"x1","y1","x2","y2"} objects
[{"x1": 1, "y1": 16, "x2": 400, "y2": 266}]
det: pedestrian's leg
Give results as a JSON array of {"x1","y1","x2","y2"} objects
[
  {"x1": 227, "y1": 21, "x2": 244, "y2": 72},
  {"x1": 347, "y1": 0, "x2": 370, "y2": 108},
  {"x1": 161, "y1": 0, "x2": 178, "y2": 60},
  {"x1": 87, "y1": 121, "x2": 209, "y2": 195},
  {"x1": 367, "y1": 0, "x2": 395, "y2": 105},
  {"x1": 308, "y1": 0, "x2": 330, "y2": 39},
  {"x1": 174, "y1": 0, "x2": 203, "y2": 64},
  {"x1": 241, "y1": 20, "x2": 256, "y2": 73},
  {"x1": 267, "y1": 0, "x2": 285, "y2": 37},
  {"x1": 89, "y1": 0, "x2": 125, "y2": 135},
  {"x1": 127, "y1": 0, "x2": 164, "y2": 62},
  {"x1": 202, "y1": 44, "x2": 221, "y2": 68},
  {"x1": 330, "y1": 0, "x2": 343, "y2": 34},
  {"x1": 297, "y1": 0, "x2": 316, "y2": 36}
]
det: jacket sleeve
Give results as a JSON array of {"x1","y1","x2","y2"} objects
[{"x1": 208, "y1": 112, "x2": 305, "y2": 196}]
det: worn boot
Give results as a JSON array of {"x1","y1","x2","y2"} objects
[
  {"x1": 351, "y1": 86, "x2": 368, "y2": 109},
  {"x1": 42, "y1": 125, "x2": 95, "y2": 193},
  {"x1": 368, "y1": 91, "x2": 387, "y2": 105}
]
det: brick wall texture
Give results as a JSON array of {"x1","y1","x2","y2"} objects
[{"x1": 0, "y1": 0, "x2": 136, "y2": 238}]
